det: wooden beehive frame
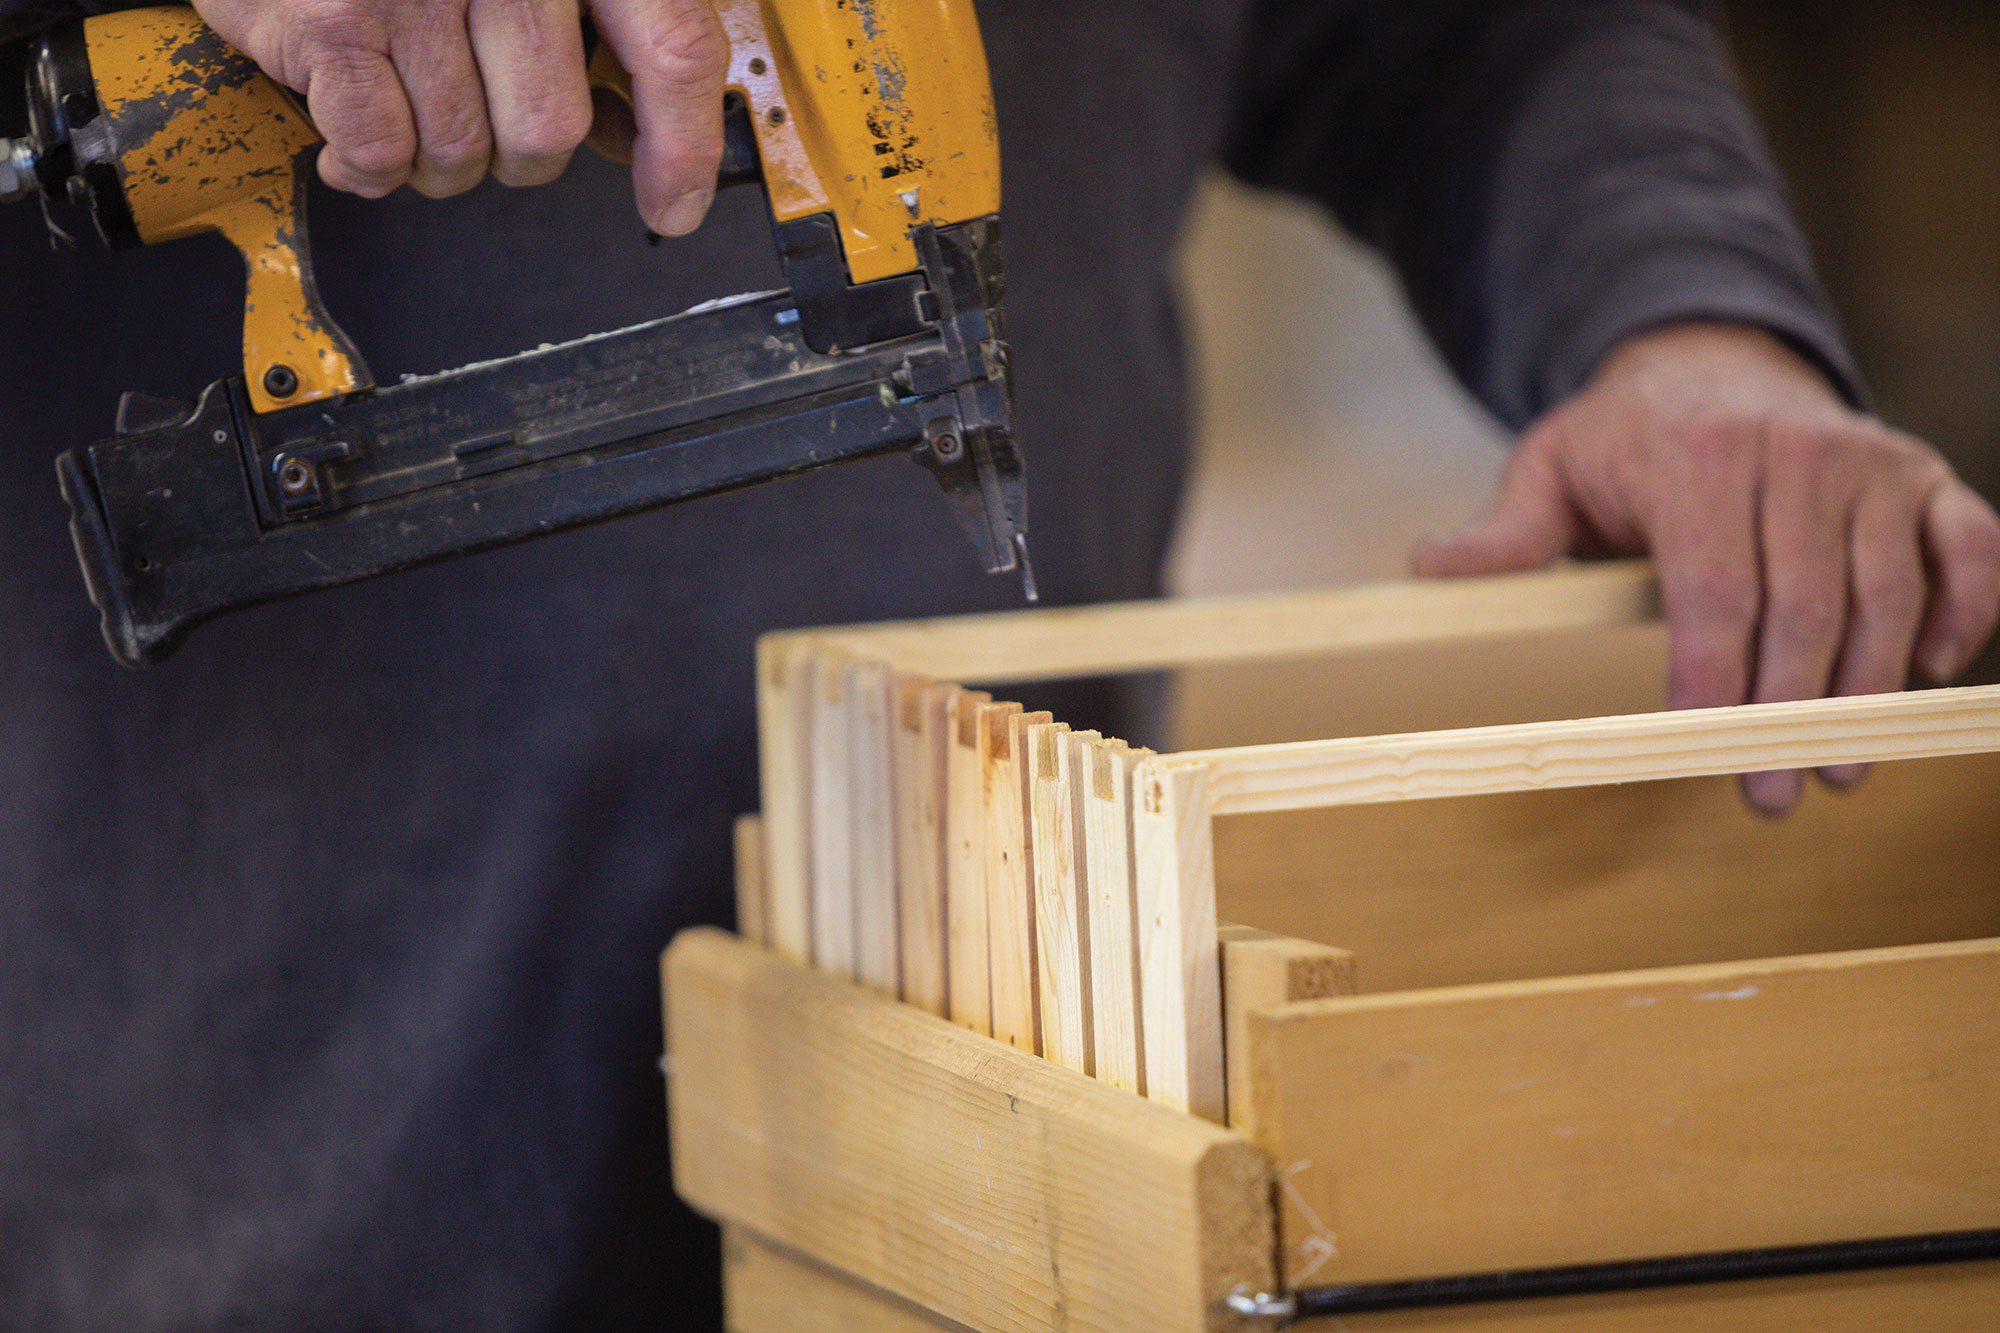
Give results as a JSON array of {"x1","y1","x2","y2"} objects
[{"x1": 742, "y1": 560, "x2": 2000, "y2": 1125}]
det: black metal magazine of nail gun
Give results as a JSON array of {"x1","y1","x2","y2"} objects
[{"x1": 2, "y1": 3, "x2": 1028, "y2": 666}]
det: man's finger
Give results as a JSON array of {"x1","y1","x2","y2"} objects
[
  {"x1": 1650, "y1": 419, "x2": 1763, "y2": 716},
  {"x1": 392, "y1": 8, "x2": 496, "y2": 198},
  {"x1": 591, "y1": 0, "x2": 728, "y2": 234},
  {"x1": 305, "y1": 43, "x2": 419, "y2": 196},
  {"x1": 1411, "y1": 432, "x2": 1578, "y2": 577},
  {"x1": 1914, "y1": 482, "x2": 2000, "y2": 683},
  {"x1": 1743, "y1": 425, "x2": 1854, "y2": 811},
  {"x1": 1818, "y1": 474, "x2": 1928, "y2": 787},
  {"x1": 469, "y1": 0, "x2": 593, "y2": 188}
]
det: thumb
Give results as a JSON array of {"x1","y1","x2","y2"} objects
[{"x1": 1412, "y1": 438, "x2": 1579, "y2": 577}]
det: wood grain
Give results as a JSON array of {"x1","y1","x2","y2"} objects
[
  {"x1": 848, "y1": 660, "x2": 899, "y2": 996},
  {"x1": 984, "y1": 706, "x2": 1043, "y2": 1054},
  {"x1": 1217, "y1": 924, "x2": 1354, "y2": 1134},
  {"x1": 666, "y1": 928, "x2": 1276, "y2": 1333},
  {"x1": 894, "y1": 679, "x2": 953, "y2": 1016},
  {"x1": 755, "y1": 636, "x2": 813, "y2": 963},
  {"x1": 944, "y1": 689, "x2": 993, "y2": 1034},
  {"x1": 1215, "y1": 751, "x2": 2000, "y2": 994},
  {"x1": 1133, "y1": 758, "x2": 1225, "y2": 1122},
  {"x1": 722, "y1": 1227, "x2": 965, "y2": 1333},
  {"x1": 1029, "y1": 720, "x2": 1090, "y2": 1074},
  {"x1": 1081, "y1": 735, "x2": 1146, "y2": 1097},
  {"x1": 794, "y1": 561, "x2": 1660, "y2": 685},
  {"x1": 808, "y1": 650, "x2": 856, "y2": 976},
  {"x1": 1243, "y1": 939, "x2": 2000, "y2": 1289},
  {"x1": 1179, "y1": 683, "x2": 2000, "y2": 816}
]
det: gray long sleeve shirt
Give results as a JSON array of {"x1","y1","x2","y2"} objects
[{"x1": 0, "y1": 2, "x2": 1851, "y2": 1328}]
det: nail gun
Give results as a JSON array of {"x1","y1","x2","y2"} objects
[{"x1": 0, "y1": 2, "x2": 1028, "y2": 667}]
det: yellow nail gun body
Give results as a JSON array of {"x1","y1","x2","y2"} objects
[{"x1": 0, "y1": 3, "x2": 1024, "y2": 665}]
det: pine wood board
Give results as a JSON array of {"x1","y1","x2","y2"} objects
[
  {"x1": 945, "y1": 689, "x2": 993, "y2": 1035},
  {"x1": 849, "y1": 659, "x2": 899, "y2": 996},
  {"x1": 809, "y1": 651, "x2": 857, "y2": 976},
  {"x1": 1082, "y1": 735, "x2": 1145, "y2": 1097},
  {"x1": 722, "y1": 1227, "x2": 968, "y2": 1333},
  {"x1": 1134, "y1": 759, "x2": 1225, "y2": 1122},
  {"x1": 755, "y1": 637, "x2": 812, "y2": 962},
  {"x1": 1029, "y1": 720, "x2": 1091, "y2": 1074},
  {"x1": 793, "y1": 561, "x2": 1660, "y2": 685},
  {"x1": 895, "y1": 679, "x2": 952, "y2": 1016},
  {"x1": 983, "y1": 705, "x2": 1040, "y2": 1052},
  {"x1": 1217, "y1": 924, "x2": 1354, "y2": 1135},
  {"x1": 1243, "y1": 938, "x2": 2000, "y2": 1289},
  {"x1": 1177, "y1": 683, "x2": 2000, "y2": 816},
  {"x1": 666, "y1": 928, "x2": 1276, "y2": 1333},
  {"x1": 1214, "y1": 751, "x2": 2000, "y2": 993}
]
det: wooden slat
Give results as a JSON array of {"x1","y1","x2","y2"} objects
[
  {"x1": 848, "y1": 660, "x2": 899, "y2": 996},
  {"x1": 755, "y1": 636, "x2": 812, "y2": 962},
  {"x1": 984, "y1": 706, "x2": 1044, "y2": 1053},
  {"x1": 1082, "y1": 735, "x2": 1144, "y2": 1097},
  {"x1": 1306, "y1": 1260, "x2": 2000, "y2": 1332},
  {"x1": 794, "y1": 561, "x2": 1660, "y2": 685},
  {"x1": 1243, "y1": 938, "x2": 2000, "y2": 1289},
  {"x1": 808, "y1": 650, "x2": 856, "y2": 976},
  {"x1": 944, "y1": 689, "x2": 993, "y2": 1034},
  {"x1": 1029, "y1": 720, "x2": 1090, "y2": 1075},
  {"x1": 894, "y1": 679, "x2": 952, "y2": 1016},
  {"x1": 1215, "y1": 752, "x2": 2000, "y2": 994},
  {"x1": 1133, "y1": 758, "x2": 1224, "y2": 1122},
  {"x1": 1216, "y1": 925, "x2": 1353, "y2": 1134},
  {"x1": 1179, "y1": 683, "x2": 2000, "y2": 816},
  {"x1": 733, "y1": 813, "x2": 767, "y2": 945},
  {"x1": 722, "y1": 1227, "x2": 963, "y2": 1333},
  {"x1": 666, "y1": 928, "x2": 1276, "y2": 1333}
]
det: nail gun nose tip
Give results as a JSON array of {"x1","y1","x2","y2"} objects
[{"x1": 1014, "y1": 533, "x2": 1039, "y2": 603}]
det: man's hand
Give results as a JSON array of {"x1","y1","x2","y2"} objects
[
  {"x1": 192, "y1": 0, "x2": 729, "y2": 235},
  {"x1": 1413, "y1": 321, "x2": 2000, "y2": 815}
]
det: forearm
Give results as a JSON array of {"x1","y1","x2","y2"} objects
[{"x1": 1224, "y1": 0, "x2": 1859, "y2": 429}]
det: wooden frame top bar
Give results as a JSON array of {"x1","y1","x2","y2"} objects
[{"x1": 783, "y1": 560, "x2": 1661, "y2": 685}]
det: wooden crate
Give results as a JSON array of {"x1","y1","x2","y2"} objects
[{"x1": 667, "y1": 563, "x2": 2000, "y2": 1330}]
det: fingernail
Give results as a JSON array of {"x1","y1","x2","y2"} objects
[
  {"x1": 1920, "y1": 637, "x2": 1963, "y2": 683},
  {"x1": 1743, "y1": 769, "x2": 1801, "y2": 818},
  {"x1": 1819, "y1": 763, "x2": 1869, "y2": 790},
  {"x1": 654, "y1": 187, "x2": 712, "y2": 238}
]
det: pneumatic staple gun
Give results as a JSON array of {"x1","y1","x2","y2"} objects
[{"x1": 0, "y1": 3, "x2": 1028, "y2": 667}]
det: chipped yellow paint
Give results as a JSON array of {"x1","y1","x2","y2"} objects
[
  {"x1": 598, "y1": 0, "x2": 1001, "y2": 284},
  {"x1": 83, "y1": 6, "x2": 368, "y2": 413}
]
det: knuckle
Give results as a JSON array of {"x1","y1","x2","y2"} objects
[
  {"x1": 1768, "y1": 422, "x2": 1841, "y2": 471},
  {"x1": 507, "y1": 98, "x2": 593, "y2": 161},
  {"x1": 1678, "y1": 415, "x2": 1753, "y2": 466},
  {"x1": 1687, "y1": 564, "x2": 1760, "y2": 626},
  {"x1": 333, "y1": 122, "x2": 416, "y2": 178},
  {"x1": 1855, "y1": 568, "x2": 1925, "y2": 625},
  {"x1": 636, "y1": 7, "x2": 729, "y2": 86},
  {"x1": 422, "y1": 119, "x2": 493, "y2": 171},
  {"x1": 296, "y1": 0, "x2": 390, "y2": 58},
  {"x1": 1766, "y1": 587, "x2": 1844, "y2": 648}
]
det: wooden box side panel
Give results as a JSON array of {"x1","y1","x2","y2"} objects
[
  {"x1": 665, "y1": 929, "x2": 1275, "y2": 1333},
  {"x1": 1215, "y1": 751, "x2": 2000, "y2": 993},
  {"x1": 723, "y1": 1227, "x2": 970, "y2": 1333},
  {"x1": 1246, "y1": 939, "x2": 2000, "y2": 1289}
]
